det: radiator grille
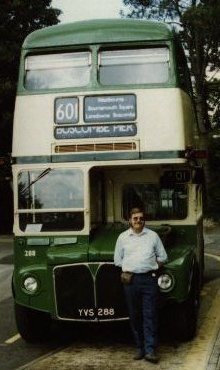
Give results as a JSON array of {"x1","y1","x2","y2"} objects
[
  {"x1": 54, "y1": 263, "x2": 128, "y2": 321},
  {"x1": 96, "y1": 264, "x2": 127, "y2": 318},
  {"x1": 54, "y1": 265, "x2": 94, "y2": 320},
  {"x1": 54, "y1": 142, "x2": 137, "y2": 153}
]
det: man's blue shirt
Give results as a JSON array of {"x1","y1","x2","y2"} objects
[{"x1": 114, "y1": 227, "x2": 167, "y2": 273}]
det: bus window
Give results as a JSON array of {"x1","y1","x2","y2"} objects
[
  {"x1": 122, "y1": 183, "x2": 187, "y2": 220},
  {"x1": 18, "y1": 168, "x2": 84, "y2": 231},
  {"x1": 25, "y1": 51, "x2": 91, "y2": 90},
  {"x1": 99, "y1": 47, "x2": 169, "y2": 85}
]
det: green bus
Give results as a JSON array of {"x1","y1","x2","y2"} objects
[{"x1": 12, "y1": 19, "x2": 205, "y2": 342}]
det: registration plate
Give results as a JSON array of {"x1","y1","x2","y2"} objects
[{"x1": 78, "y1": 307, "x2": 115, "y2": 318}]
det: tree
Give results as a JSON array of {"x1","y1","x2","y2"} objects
[
  {"x1": 0, "y1": 0, "x2": 61, "y2": 153},
  {"x1": 121, "y1": 0, "x2": 220, "y2": 133}
]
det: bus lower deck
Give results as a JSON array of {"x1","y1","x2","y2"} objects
[{"x1": 13, "y1": 161, "x2": 204, "y2": 341}]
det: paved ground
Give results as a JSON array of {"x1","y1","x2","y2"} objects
[
  {"x1": 0, "y1": 235, "x2": 13, "y2": 301},
  {"x1": 204, "y1": 225, "x2": 220, "y2": 370}
]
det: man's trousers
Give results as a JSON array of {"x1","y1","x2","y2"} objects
[{"x1": 123, "y1": 272, "x2": 159, "y2": 355}]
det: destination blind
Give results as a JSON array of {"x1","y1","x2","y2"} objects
[
  {"x1": 84, "y1": 95, "x2": 136, "y2": 122},
  {"x1": 55, "y1": 124, "x2": 137, "y2": 139},
  {"x1": 54, "y1": 94, "x2": 137, "y2": 139}
]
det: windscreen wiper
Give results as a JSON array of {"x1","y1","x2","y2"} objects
[{"x1": 20, "y1": 168, "x2": 52, "y2": 194}]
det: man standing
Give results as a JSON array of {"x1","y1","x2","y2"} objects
[{"x1": 114, "y1": 207, "x2": 167, "y2": 363}]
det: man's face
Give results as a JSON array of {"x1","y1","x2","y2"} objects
[{"x1": 129, "y1": 212, "x2": 145, "y2": 233}]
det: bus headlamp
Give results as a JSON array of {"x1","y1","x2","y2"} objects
[
  {"x1": 23, "y1": 276, "x2": 38, "y2": 293},
  {"x1": 158, "y1": 273, "x2": 174, "y2": 292}
]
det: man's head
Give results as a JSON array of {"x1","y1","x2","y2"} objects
[{"x1": 129, "y1": 207, "x2": 145, "y2": 234}]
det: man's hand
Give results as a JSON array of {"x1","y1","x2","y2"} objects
[{"x1": 157, "y1": 261, "x2": 164, "y2": 269}]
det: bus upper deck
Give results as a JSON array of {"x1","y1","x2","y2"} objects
[{"x1": 12, "y1": 19, "x2": 197, "y2": 165}]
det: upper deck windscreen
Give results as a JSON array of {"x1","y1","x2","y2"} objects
[
  {"x1": 25, "y1": 51, "x2": 91, "y2": 90},
  {"x1": 24, "y1": 47, "x2": 170, "y2": 90},
  {"x1": 99, "y1": 47, "x2": 169, "y2": 85}
]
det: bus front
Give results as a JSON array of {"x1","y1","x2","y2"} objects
[{"x1": 12, "y1": 19, "x2": 203, "y2": 342}]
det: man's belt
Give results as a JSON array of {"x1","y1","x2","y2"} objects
[{"x1": 134, "y1": 270, "x2": 158, "y2": 277}]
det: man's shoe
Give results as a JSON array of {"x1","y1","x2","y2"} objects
[
  {"x1": 133, "y1": 351, "x2": 145, "y2": 360},
  {"x1": 145, "y1": 352, "x2": 159, "y2": 363}
]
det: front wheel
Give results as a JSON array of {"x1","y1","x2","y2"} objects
[
  {"x1": 174, "y1": 274, "x2": 200, "y2": 341},
  {"x1": 15, "y1": 302, "x2": 52, "y2": 343}
]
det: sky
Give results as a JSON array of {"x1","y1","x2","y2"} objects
[{"x1": 52, "y1": 0, "x2": 125, "y2": 23}]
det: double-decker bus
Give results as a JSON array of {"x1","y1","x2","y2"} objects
[{"x1": 12, "y1": 19, "x2": 205, "y2": 342}]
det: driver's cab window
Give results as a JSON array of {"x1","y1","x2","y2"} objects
[{"x1": 122, "y1": 183, "x2": 187, "y2": 220}]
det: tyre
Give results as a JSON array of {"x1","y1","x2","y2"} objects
[
  {"x1": 174, "y1": 273, "x2": 200, "y2": 341},
  {"x1": 15, "y1": 302, "x2": 52, "y2": 343}
]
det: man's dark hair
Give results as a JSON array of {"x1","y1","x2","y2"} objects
[{"x1": 129, "y1": 207, "x2": 145, "y2": 219}]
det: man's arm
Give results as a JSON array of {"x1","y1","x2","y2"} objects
[
  {"x1": 114, "y1": 236, "x2": 123, "y2": 267},
  {"x1": 155, "y1": 234, "x2": 168, "y2": 267}
]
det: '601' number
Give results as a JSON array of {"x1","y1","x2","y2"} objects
[{"x1": 55, "y1": 97, "x2": 78, "y2": 124}]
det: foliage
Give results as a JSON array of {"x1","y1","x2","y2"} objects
[
  {"x1": 0, "y1": 0, "x2": 61, "y2": 153},
  {"x1": 121, "y1": 0, "x2": 220, "y2": 133}
]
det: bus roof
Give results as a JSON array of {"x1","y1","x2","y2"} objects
[{"x1": 23, "y1": 19, "x2": 174, "y2": 50}]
